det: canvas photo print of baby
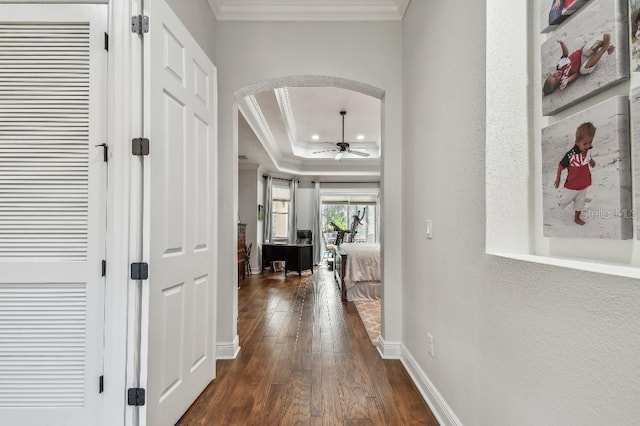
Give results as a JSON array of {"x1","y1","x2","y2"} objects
[
  {"x1": 540, "y1": 0, "x2": 592, "y2": 33},
  {"x1": 540, "y1": 0, "x2": 629, "y2": 116},
  {"x1": 541, "y1": 96, "x2": 631, "y2": 239}
]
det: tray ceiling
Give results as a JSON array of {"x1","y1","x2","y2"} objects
[{"x1": 238, "y1": 86, "x2": 382, "y2": 179}]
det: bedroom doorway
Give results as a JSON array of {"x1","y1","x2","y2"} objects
[{"x1": 234, "y1": 75, "x2": 385, "y2": 341}]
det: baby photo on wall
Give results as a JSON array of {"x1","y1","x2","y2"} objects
[
  {"x1": 631, "y1": 88, "x2": 640, "y2": 238},
  {"x1": 631, "y1": 0, "x2": 640, "y2": 71},
  {"x1": 541, "y1": 96, "x2": 631, "y2": 239},
  {"x1": 540, "y1": 0, "x2": 591, "y2": 33},
  {"x1": 541, "y1": 0, "x2": 629, "y2": 116}
]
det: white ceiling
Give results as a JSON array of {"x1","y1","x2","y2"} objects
[
  {"x1": 215, "y1": 0, "x2": 402, "y2": 181},
  {"x1": 238, "y1": 86, "x2": 382, "y2": 179}
]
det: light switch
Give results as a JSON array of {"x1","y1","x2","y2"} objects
[{"x1": 426, "y1": 220, "x2": 433, "y2": 239}]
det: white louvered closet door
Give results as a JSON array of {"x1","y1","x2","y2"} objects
[{"x1": 0, "y1": 5, "x2": 107, "y2": 426}]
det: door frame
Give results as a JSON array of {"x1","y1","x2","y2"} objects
[{"x1": 103, "y1": 0, "x2": 144, "y2": 425}]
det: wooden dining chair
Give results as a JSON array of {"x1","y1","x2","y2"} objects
[{"x1": 245, "y1": 242, "x2": 252, "y2": 276}]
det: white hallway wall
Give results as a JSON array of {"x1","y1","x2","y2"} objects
[
  {"x1": 215, "y1": 21, "x2": 403, "y2": 350},
  {"x1": 238, "y1": 168, "x2": 259, "y2": 272},
  {"x1": 402, "y1": 1, "x2": 640, "y2": 424}
]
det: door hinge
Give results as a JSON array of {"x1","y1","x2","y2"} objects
[
  {"x1": 131, "y1": 15, "x2": 149, "y2": 35},
  {"x1": 101, "y1": 260, "x2": 106, "y2": 277},
  {"x1": 132, "y1": 138, "x2": 150, "y2": 156},
  {"x1": 127, "y1": 388, "x2": 145, "y2": 406},
  {"x1": 130, "y1": 262, "x2": 148, "y2": 280},
  {"x1": 104, "y1": 32, "x2": 109, "y2": 51},
  {"x1": 95, "y1": 143, "x2": 108, "y2": 162},
  {"x1": 99, "y1": 375, "x2": 104, "y2": 393}
]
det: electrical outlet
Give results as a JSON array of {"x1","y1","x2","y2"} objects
[
  {"x1": 427, "y1": 333, "x2": 434, "y2": 357},
  {"x1": 426, "y1": 220, "x2": 433, "y2": 239}
]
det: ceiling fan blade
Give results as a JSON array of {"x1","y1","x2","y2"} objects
[
  {"x1": 312, "y1": 148, "x2": 337, "y2": 154},
  {"x1": 335, "y1": 151, "x2": 345, "y2": 160},
  {"x1": 347, "y1": 149, "x2": 370, "y2": 157}
]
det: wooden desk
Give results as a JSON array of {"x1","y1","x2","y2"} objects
[{"x1": 262, "y1": 243, "x2": 313, "y2": 275}]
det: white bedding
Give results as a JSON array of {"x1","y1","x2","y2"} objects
[{"x1": 339, "y1": 243, "x2": 381, "y2": 291}]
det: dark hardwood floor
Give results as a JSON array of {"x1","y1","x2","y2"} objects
[{"x1": 177, "y1": 266, "x2": 439, "y2": 425}]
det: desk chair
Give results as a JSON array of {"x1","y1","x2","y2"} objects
[
  {"x1": 296, "y1": 229, "x2": 312, "y2": 244},
  {"x1": 322, "y1": 232, "x2": 336, "y2": 269}
]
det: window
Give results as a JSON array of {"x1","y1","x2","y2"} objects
[
  {"x1": 271, "y1": 185, "x2": 290, "y2": 240},
  {"x1": 347, "y1": 204, "x2": 376, "y2": 243},
  {"x1": 321, "y1": 199, "x2": 377, "y2": 243}
]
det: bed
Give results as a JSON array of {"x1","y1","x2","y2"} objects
[{"x1": 334, "y1": 243, "x2": 381, "y2": 301}]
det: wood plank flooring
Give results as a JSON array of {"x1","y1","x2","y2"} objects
[{"x1": 177, "y1": 267, "x2": 439, "y2": 425}]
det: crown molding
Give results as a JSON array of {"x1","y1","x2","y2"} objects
[
  {"x1": 275, "y1": 161, "x2": 381, "y2": 177},
  {"x1": 207, "y1": 0, "x2": 410, "y2": 21},
  {"x1": 274, "y1": 87, "x2": 298, "y2": 154},
  {"x1": 239, "y1": 94, "x2": 282, "y2": 164}
]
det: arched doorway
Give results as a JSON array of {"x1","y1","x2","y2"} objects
[{"x1": 233, "y1": 74, "x2": 386, "y2": 347}]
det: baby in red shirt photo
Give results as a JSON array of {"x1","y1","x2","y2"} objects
[{"x1": 554, "y1": 122, "x2": 597, "y2": 225}]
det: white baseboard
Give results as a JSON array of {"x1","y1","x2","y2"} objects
[
  {"x1": 400, "y1": 345, "x2": 462, "y2": 426},
  {"x1": 377, "y1": 335, "x2": 402, "y2": 359},
  {"x1": 216, "y1": 335, "x2": 241, "y2": 359}
]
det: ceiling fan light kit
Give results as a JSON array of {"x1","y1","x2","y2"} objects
[{"x1": 311, "y1": 110, "x2": 370, "y2": 160}]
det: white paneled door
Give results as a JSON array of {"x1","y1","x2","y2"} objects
[
  {"x1": 0, "y1": 4, "x2": 107, "y2": 426},
  {"x1": 142, "y1": 1, "x2": 217, "y2": 425}
]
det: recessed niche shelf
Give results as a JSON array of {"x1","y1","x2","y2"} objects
[{"x1": 486, "y1": 0, "x2": 640, "y2": 276}]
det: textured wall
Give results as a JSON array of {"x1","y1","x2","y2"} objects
[{"x1": 402, "y1": 0, "x2": 640, "y2": 424}]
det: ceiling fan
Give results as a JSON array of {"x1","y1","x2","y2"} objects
[{"x1": 312, "y1": 110, "x2": 370, "y2": 160}]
